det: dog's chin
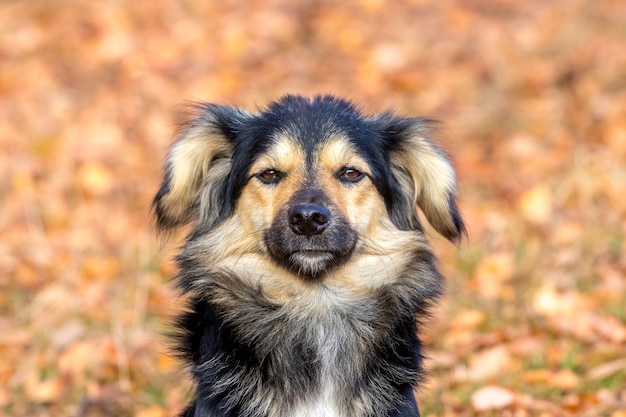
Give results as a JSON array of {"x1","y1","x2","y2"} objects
[
  {"x1": 267, "y1": 248, "x2": 353, "y2": 280},
  {"x1": 288, "y1": 251, "x2": 336, "y2": 278}
]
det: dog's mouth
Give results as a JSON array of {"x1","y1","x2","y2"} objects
[
  {"x1": 278, "y1": 247, "x2": 355, "y2": 279},
  {"x1": 292, "y1": 250, "x2": 333, "y2": 256},
  {"x1": 289, "y1": 250, "x2": 334, "y2": 266},
  {"x1": 288, "y1": 250, "x2": 335, "y2": 264},
  {"x1": 265, "y1": 235, "x2": 357, "y2": 279}
]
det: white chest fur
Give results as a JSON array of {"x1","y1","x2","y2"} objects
[
  {"x1": 290, "y1": 295, "x2": 354, "y2": 417},
  {"x1": 292, "y1": 381, "x2": 343, "y2": 417}
]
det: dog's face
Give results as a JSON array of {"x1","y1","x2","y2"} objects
[
  {"x1": 154, "y1": 96, "x2": 464, "y2": 292},
  {"x1": 241, "y1": 133, "x2": 384, "y2": 278}
]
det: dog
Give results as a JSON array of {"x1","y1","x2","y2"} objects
[{"x1": 152, "y1": 95, "x2": 464, "y2": 417}]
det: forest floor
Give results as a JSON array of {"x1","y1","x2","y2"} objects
[{"x1": 1, "y1": 0, "x2": 626, "y2": 416}]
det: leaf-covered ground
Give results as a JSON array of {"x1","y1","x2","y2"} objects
[{"x1": 1, "y1": 1, "x2": 625, "y2": 416}]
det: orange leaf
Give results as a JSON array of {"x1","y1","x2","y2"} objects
[
  {"x1": 451, "y1": 309, "x2": 486, "y2": 329},
  {"x1": 518, "y1": 185, "x2": 552, "y2": 225},
  {"x1": 550, "y1": 369, "x2": 580, "y2": 390},
  {"x1": 77, "y1": 162, "x2": 113, "y2": 195},
  {"x1": 0, "y1": 387, "x2": 9, "y2": 407},
  {"x1": 136, "y1": 406, "x2": 166, "y2": 417},
  {"x1": 471, "y1": 253, "x2": 514, "y2": 299},
  {"x1": 59, "y1": 341, "x2": 103, "y2": 379},
  {"x1": 25, "y1": 373, "x2": 63, "y2": 404},
  {"x1": 523, "y1": 369, "x2": 552, "y2": 384}
]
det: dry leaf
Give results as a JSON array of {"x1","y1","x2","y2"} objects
[
  {"x1": 471, "y1": 253, "x2": 514, "y2": 299},
  {"x1": 77, "y1": 162, "x2": 113, "y2": 195},
  {"x1": 551, "y1": 369, "x2": 580, "y2": 390},
  {"x1": 451, "y1": 309, "x2": 486, "y2": 329},
  {"x1": 465, "y1": 346, "x2": 513, "y2": 381},
  {"x1": 533, "y1": 286, "x2": 591, "y2": 318},
  {"x1": 59, "y1": 341, "x2": 103, "y2": 379},
  {"x1": 25, "y1": 373, "x2": 63, "y2": 403},
  {"x1": 593, "y1": 315, "x2": 626, "y2": 343},
  {"x1": 0, "y1": 387, "x2": 9, "y2": 407},
  {"x1": 534, "y1": 286, "x2": 626, "y2": 342},
  {"x1": 471, "y1": 385, "x2": 515, "y2": 411},
  {"x1": 589, "y1": 358, "x2": 626, "y2": 380},
  {"x1": 50, "y1": 319, "x2": 86, "y2": 348},
  {"x1": 82, "y1": 256, "x2": 121, "y2": 280},
  {"x1": 523, "y1": 369, "x2": 552, "y2": 384},
  {"x1": 518, "y1": 185, "x2": 553, "y2": 226},
  {"x1": 156, "y1": 351, "x2": 176, "y2": 372},
  {"x1": 136, "y1": 406, "x2": 166, "y2": 417}
]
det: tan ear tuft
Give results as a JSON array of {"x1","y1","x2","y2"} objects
[
  {"x1": 152, "y1": 108, "x2": 235, "y2": 231},
  {"x1": 387, "y1": 119, "x2": 465, "y2": 241}
]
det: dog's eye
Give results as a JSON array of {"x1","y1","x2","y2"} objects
[
  {"x1": 257, "y1": 169, "x2": 282, "y2": 184},
  {"x1": 338, "y1": 168, "x2": 364, "y2": 183}
]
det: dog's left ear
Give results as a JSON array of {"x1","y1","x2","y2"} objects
[
  {"x1": 152, "y1": 104, "x2": 249, "y2": 231},
  {"x1": 378, "y1": 116, "x2": 466, "y2": 242}
]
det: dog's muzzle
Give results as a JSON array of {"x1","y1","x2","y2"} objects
[{"x1": 265, "y1": 194, "x2": 357, "y2": 279}]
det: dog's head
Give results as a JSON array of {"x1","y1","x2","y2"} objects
[{"x1": 153, "y1": 95, "x2": 464, "y2": 283}]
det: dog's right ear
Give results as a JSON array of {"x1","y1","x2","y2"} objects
[
  {"x1": 152, "y1": 104, "x2": 248, "y2": 231},
  {"x1": 372, "y1": 114, "x2": 466, "y2": 242}
]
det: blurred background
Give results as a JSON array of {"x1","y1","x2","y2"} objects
[{"x1": 1, "y1": 0, "x2": 625, "y2": 416}]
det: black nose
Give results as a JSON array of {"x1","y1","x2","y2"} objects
[{"x1": 288, "y1": 204, "x2": 331, "y2": 236}]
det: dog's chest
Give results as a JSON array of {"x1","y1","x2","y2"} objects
[
  {"x1": 224, "y1": 289, "x2": 390, "y2": 417},
  {"x1": 283, "y1": 303, "x2": 369, "y2": 417},
  {"x1": 293, "y1": 321, "x2": 344, "y2": 417},
  {"x1": 291, "y1": 381, "x2": 342, "y2": 417}
]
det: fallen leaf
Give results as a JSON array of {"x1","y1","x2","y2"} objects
[
  {"x1": 136, "y1": 406, "x2": 166, "y2": 417},
  {"x1": 523, "y1": 369, "x2": 552, "y2": 384},
  {"x1": 518, "y1": 184, "x2": 553, "y2": 226},
  {"x1": 58, "y1": 341, "x2": 103, "y2": 379},
  {"x1": 156, "y1": 351, "x2": 176, "y2": 372},
  {"x1": 589, "y1": 358, "x2": 626, "y2": 380},
  {"x1": 0, "y1": 387, "x2": 9, "y2": 407},
  {"x1": 533, "y1": 286, "x2": 591, "y2": 317},
  {"x1": 596, "y1": 388, "x2": 620, "y2": 406},
  {"x1": 561, "y1": 393, "x2": 581, "y2": 409},
  {"x1": 77, "y1": 162, "x2": 113, "y2": 195},
  {"x1": 471, "y1": 253, "x2": 514, "y2": 299},
  {"x1": 464, "y1": 346, "x2": 513, "y2": 381},
  {"x1": 82, "y1": 255, "x2": 121, "y2": 280},
  {"x1": 451, "y1": 309, "x2": 486, "y2": 329},
  {"x1": 471, "y1": 385, "x2": 515, "y2": 411},
  {"x1": 534, "y1": 286, "x2": 626, "y2": 342},
  {"x1": 551, "y1": 369, "x2": 579, "y2": 390},
  {"x1": 25, "y1": 373, "x2": 63, "y2": 404},
  {"x1": 593, "y1": 315, "x2": 626, "y2": 343}
]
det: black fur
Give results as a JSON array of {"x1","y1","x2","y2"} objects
[{"x1": 153, "y1": 95, "x2": 464, "y2": 417}]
